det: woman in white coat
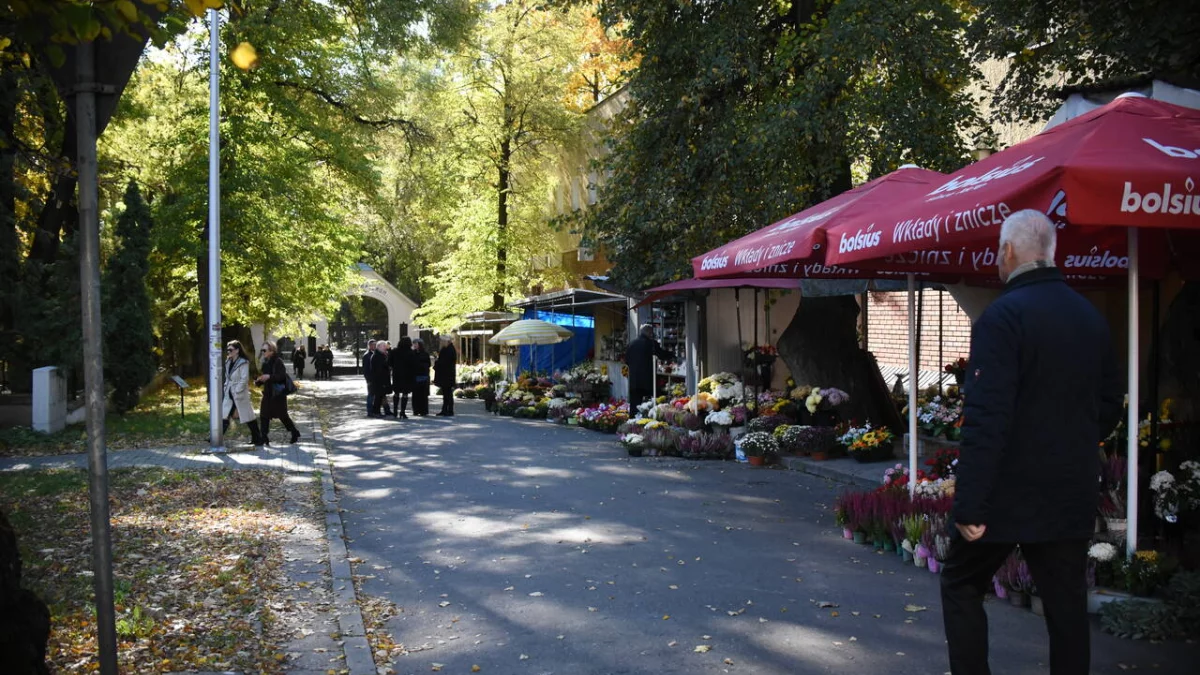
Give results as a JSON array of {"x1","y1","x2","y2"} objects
[{"x1": 222, "y1": 340, "x2": 264, "y2": 447}]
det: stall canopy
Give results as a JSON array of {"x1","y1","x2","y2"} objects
[
  {"x1": 635, "y1": 277, "x2": 799, "y2": 308},
  {"x1": 508, "y1": 288, "x2": 629, "y2": 375},
  {"x1": 824, "y1": 95, "x2": 1200, "y2": 268}
]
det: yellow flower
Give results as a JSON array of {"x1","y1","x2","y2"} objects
[{"x1": 1134, "y1": 550, "x2": 1160, "y2": 564}]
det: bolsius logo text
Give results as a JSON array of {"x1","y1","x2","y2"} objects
[
  {"x1": 927, "y1": 156, "x2": 1043, "y2": 200},
  {"x1": 1064, "y1": 247, "x2": 1129, "y2": 270},
  {"x1": 1121, "y1": 177, "x2": 1200, "y2": 215},
  {"x1": 1142, "y1": 138, "x2": 1200, "y2": 159},
  {"x1": 699, "y1": 253, "x2": 729, "y2": 271},
  {"x1": 837, "y1": 225, "x2": 882, "y2": 255}
]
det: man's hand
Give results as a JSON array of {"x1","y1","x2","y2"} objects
[{"x1": 956, "y1": 523, "x2": 987, "y2": 542}]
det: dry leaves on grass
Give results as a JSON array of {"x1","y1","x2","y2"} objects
[{"x1": 0, "y1": 468, "x2": 311, "y2": 674}]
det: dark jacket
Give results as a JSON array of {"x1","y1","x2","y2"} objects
[
  {"x1": 292, "y1": 348, "x2": 306, "y2": 368},
  {"x1": 390, "y1": 347, "x2": 415, "y2": 393},
  {"x1": 953, "y1": 267, "x2": 1123, "y2": 543},
  {"x1": 369, "y1": 349, "x2": 392, "y2": 390},
  {"x1": 258, "y1": 355, "x2": 290, "y2": 418},
  {"x1": 362, "y1": 349, "x2": 376, "y2": 380},
  {"x1": 412, "y1": 349, "x2": 432, "y2": 388},
  {"x1": 625, "y1": 334, "x2": 673, "y2": 392},
  {"x1": 434, "y1": 344, "x2": 457, "y2": 390}
]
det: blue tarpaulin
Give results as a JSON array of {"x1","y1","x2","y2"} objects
[{"x1": 518, "y1": 309, "x2": 594, "y2": 375}]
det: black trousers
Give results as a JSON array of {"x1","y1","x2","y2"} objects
[
  {"x1": 439, "y1": 390, "x2": 454, "y2": 415},
  {"x1": 412, "y1": 383, "x2": 430, "y2": 415},
  {"x1": 629, "y1": 386, "x2": 652, "y2": 409},
  {"x1": 940, "y1": 538, "x2": 1090, "y2": 675}
]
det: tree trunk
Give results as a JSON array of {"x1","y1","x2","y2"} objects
[
  {"x1": 776, "y1": 295, "x2": 902, "y2": 431},
  {"x1": 494, "y1": 136, "x2": 511, "y2": 311}
]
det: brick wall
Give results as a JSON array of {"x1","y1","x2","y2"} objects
[{"x1": 865, "y1": 290, "x2": 972, "y2": 371}]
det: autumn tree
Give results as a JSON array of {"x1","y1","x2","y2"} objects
[{"x1": 583, "y1": 0, "x2": 988, "y2": 424}]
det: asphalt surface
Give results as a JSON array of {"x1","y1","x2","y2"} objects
[{"x1": 311, "y1": 377, "x2": 1196, "y2": 675}]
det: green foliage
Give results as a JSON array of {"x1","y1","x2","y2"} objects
[
  {"x1": 102, "y1": 181, "x2": 157, "y2": 413},
  {"x1": 967, "y1": 1, "x2": 1200, "y2": 125},
  {"x1": 585, "y1": 0, "x2": 987, "y2": 289},
  {"x1": 1100, "y1": 598, "x2": 1184, "y2": 641}
]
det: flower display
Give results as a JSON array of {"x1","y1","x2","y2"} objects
[
  {"x1": 738, "y1": 431, "x2": 779, "y2": 458},
  {"x1": 804, "y1": 386, "x2": 850, "y2": 413},
  {"x1": 558, "y1": 361, "x2": 611, "y2": 385},
  {"x1": 839, "y1": 423, "x2": 895, "y2": 463},
  {"x1": 779, "y1": 425, "x2": 837, "y2": 455},
  {"x1": 1150, "y1": 460, "x2": 1200, "y2": 523},
  {"x1": 699, "y1": 372, "x2": 746, "y2": 404},
  {"x1": 1089, "y1": 542, "x2": 1119, "y2": 563},
  {"x1": 705, "y1": 410, "x2": 733, "y2": 427}
]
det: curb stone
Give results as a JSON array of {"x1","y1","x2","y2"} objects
[{"x1": 311, "y1": 417, "x2": 377, "y2": 675}]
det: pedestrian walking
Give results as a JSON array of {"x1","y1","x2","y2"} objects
[
  {"x1": 411, "y1": 339, "x2": 432, "y2": 416},
  {"x1": 625, "y1": 323, "x2": 674, "y2": 408},
  {"x1": 362, "y1": 339, "x2": 377, "y2": 416},
  {"x1": 369, "y1": 341, "x2": 393, "y2": 417},
  {"x1": 291, "y1": 344, "x2": 307, "y2": 379},
  {"x1": 320, "y1": 345, "x2": 334, "y2": 379},
  {"x1": 390, "y1": 336, "x2": 415, "y2": 418},
  {"x1": 940, "y1": 210, "x2": 1124, "y2": 675},
  {"x1": 221, "y1": 340, "x2": 263, "y2": 447},
  {"x1": 255, "y1": 341, "x2": 301, "y2": 445},
  {"x1": 434, "y1": 336, "x2": 458, "y2": 417}
]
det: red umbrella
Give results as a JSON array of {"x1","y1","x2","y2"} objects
[{"x1": 823, "y1": 95, "x2": 1200, "y2": 268}]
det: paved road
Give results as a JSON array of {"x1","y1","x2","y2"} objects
[{"x1": 312, "y1": 378, "x2": 1195, "y2": 675}]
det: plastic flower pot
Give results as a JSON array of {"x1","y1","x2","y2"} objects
[
  {"x1": 881, "y1": 540, "x2": 895, "y2": 553},
  {"x1": 1030, "y1": 595, "x2": 1045, "y2": 616},
  {"x1": 852, "y1": 531, "x2": 867, "y2": 545},
  {"x1": 810, "y1": 450, "x2": 829, "y2": 461},
  {"x1": 902, "y1": 549, "x2": 914, "y2": 563},
  {"x1": 1008, "y1": 591, "x2": 1028, "y2": 608},
  {"x1": 626, "y1": 447, "x2": 643, "y2": 458},
  {"x1": 914, "y1": 555, "x2": 927, "y2": 568},
  {"x1": 747, "y1": 455, "x2": 766, "y2": 466},
  {"x1": 928, "y1": 558, "x2": 941, "y2": 573},
  {"x1": 842, "y1": 528, "x2": 854, "y2": 540}
]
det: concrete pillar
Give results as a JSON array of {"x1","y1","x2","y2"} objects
[{"x1": 32, "y1": 366, "x2": 67, "y2": 433}]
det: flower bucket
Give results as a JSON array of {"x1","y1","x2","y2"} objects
[
  {"x1": 928, "y1": 558, "x2": 941, "y2": 573},
  {"x1": 852, "y1": 531, "x2": 867, "y2": 545},
  {"x1": 626, "y1": 447, "x2": 643, "y2": 458},
  {"x1": 810, "y1": 450, "x2": 829, "y2": 461},
  {"x1": 1030, "y1": 595, "x2": 1045, "y2": 616},
  {"x1": 747, "y1": 455, "x2": 766, "y2": 466},
  {"x1": 842, "y1": 528, "x2": 854, "y2": 540},
  {"x1": 1008, "y1": 591, "x2": 1028, "y2": 608},
  {"x1": 914, "y1": 555, "x2": 927, "y2": 568},
  {"x1": 881, "y1": 540, "x2": 895, "y2": 553},
  {"x1": 902, "y1": 549, "x2": 914, "y2": 563}
]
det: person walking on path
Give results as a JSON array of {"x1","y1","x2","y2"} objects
[
  {"x1": 291, "y1": 344, "x2": 307, "y2": 379},
  {"x1": 362, "y1": 339, "x2": 378, "y2": 416},
  {"x1": 434, "y1": 335, "x2": 458, "y2": 417},
  {"x1": 221, "y1": 340, "x2": 263, "y2": 447},
  {"x1": 411, "y1": 339, "x2": 432, "y2": 416},
  {"x1": 625, "y1": 323, "x2": 674, "y2": 408},
  {"x1": 940, "y1": 210, "x2": 1124, "y2": 675},
  {"x1": 256, "y1": 341, "x2": 301, "y2": 445},
  {"x1": 390, "y1": 336, "x2": 415, "y2": 418},
  {"x1": 369, "y1": 341, "x2": 393, "y2": 418}
]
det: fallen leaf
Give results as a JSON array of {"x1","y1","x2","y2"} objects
[
  {"x1": 694, "y1": 645, "x2": 712, "y2": 653},
  {"x1": 830, "y1": 611, "x2": 839, "y2": 617},
  {"x1": 724, "y1": 658, "x2": 735, "y2": 665},
  {"x1": 816, "y1": 601, "x2": 838, "y2": 608},
  {"x1": 904, "y1": 605, "x2": 927, "y2": 613},
  {"x1": 663, "y1": 615, "x2": 670, "y2": 620},
  {"x1": 438, "y1": 601, "x2": 451, "y2": 607},
  {"x1": 471, "y1": 666, "x2": 481, "y2": 673},
  {"x1": 668, "y1": 641, "x2": 678, "y2": 647},
  {"x1": 529, "y1": 592, "x2": 544, "y2": 597}
]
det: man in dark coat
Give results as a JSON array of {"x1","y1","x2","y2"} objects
[
  {"x1": 625, "y1": 323, "x2": 674, "y2": 408},
  {"x1": 368, "y1": 341, "x2": 393, "y2": 417},
  {"x1": 390, "y1": 336, "x2": 415, "y2": 418},
  {"x1": 362, "y1": 339, "x2": 377, "y2": 416},
  {"x1": 434, "y1": 336, "x2": 458, "y2": 416},
  {"x1": 940, "y1": 210, "x2": 1124, "y2": 675}
]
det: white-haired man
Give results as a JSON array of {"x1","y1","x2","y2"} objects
[{"x1": 941, "y1": 209, "x2": 1124, "y2": 675}]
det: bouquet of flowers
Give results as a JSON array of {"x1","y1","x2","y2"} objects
[
  {"x1": 805, "y1": 387, "x2": 850, "y2": 414},
  {"x1": 705, "y1": 409, "x2": 734, "y2": 429},
  {"x1": 743, "y1": 344, "x2": 778, "y2": 366},
  {"x1": 698, "y1": 372, "x2": 745, "y2": 404},
  {"x1": 1150, "y1": 460, "x2": 1200, "y2": 523},
  {"x1": 578, "y1": 401, "x2": 630, "y2": 433},
  {"x1": 1088, "y1": 542, "x2": 1121, "y2": 588},
  {"x1": 839, "y1": 423, "x2": 895, "y2": 463},
  {"x1": 923, "y1": 447, "x2": 960, "y2": 480},
  {"x1": 917, "y1": 395, "x2": 964, "y2": 439},
  {"x1": 944, "y1": 357, "x2": 968, "y2": 383}
]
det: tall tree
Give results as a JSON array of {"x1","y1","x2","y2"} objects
[
  {"x1": 101, "y1": 181, "x2": 156, "y2": 413},
  {"x1": 583, "y1": 0, "x2": 987, "y2": 424},
  {"x1": 410, "y1": 1, "x2": 586, "y2": 330}
]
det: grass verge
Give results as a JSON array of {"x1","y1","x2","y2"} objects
[{"x1": 0, "y1": 467, "x2": 302, "y2": 674}]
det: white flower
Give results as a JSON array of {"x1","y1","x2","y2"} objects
[
  {"x1": 705, "y1": 410, "x2": 733, "y2": 427},
  {"x1": 1149, "y1": 471, "x2": 1175, "y2": 492},
  {"x1": 805, "y1": 389, "x2": 823, "y2": 414},
  {"x1": 1088, "y1": 542, "x2": 1118, "y2": 562},
  {"x1": 548, "y1": 398, "x2": 569, "y2": 409},
  {"x1": 622, "y1": 434, "x2": 644, "y2": 446}
]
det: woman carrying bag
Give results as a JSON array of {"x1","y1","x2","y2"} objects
[
  {"x1": 222, "y1": 340, "x2": 263, "y2": 447},
  {"x1": 256, "y1": 341, "x2": 301, "y2": 444}
]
